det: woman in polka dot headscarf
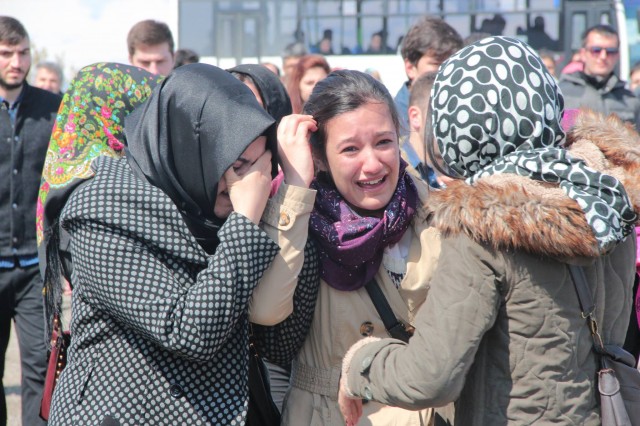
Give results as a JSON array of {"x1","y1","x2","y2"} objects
[{"x1": 339, "y1": 37, "x2": 640, "y2": 425}]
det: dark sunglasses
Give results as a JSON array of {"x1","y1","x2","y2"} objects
[{"x1": 587, "y1": 46, "x2": 619, "y2": 56}]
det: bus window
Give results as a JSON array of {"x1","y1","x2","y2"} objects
[
  {"x1": 179, "y1": 0, "x2": 215, "y2": 57},
  {"x1": 570, "y1": 12, "x2": 587, "y2": 51}
]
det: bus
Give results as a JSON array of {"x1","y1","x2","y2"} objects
[{"x1": 175, "y1": 0, "x2": 640, "y2": 95}]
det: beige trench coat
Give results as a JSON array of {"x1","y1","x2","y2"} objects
[{"x1": 281, "y1": 176, "x2": 442, "y2": 426}]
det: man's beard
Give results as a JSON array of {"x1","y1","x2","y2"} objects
[{"x1": 0, "y1": 72, "x2": 26, "y2": 91}]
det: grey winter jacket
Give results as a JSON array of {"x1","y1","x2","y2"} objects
[{"x1": 559, "y1": 71, "x2": 640, "y2": 131}]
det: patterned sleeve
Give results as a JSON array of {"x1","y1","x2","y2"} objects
[
  {"x1": 68, "y1": 212, "x2": 280, "y2": 362},
  {"x1": 250, "y1": 238, "x2": 319, "y2": 366}
]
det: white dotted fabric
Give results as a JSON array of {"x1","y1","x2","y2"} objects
[
  {"x1": 432, "y1": 36, "x2": 564, "y2": 177},
  {"x1": 48, "y1": 156, "x2": 319, "y2": 425},
  {"x1": 431, "y1": 36, "x2": 637, "y2": 251}
]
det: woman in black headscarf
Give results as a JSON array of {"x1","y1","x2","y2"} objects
[
  {"x1": 228, "y1": 63, "x2": 292, "y2": 124},
  {"x1": 47, "y1": 63, "x2": 319, "y2": 425},
  {"x1": 227, "y1": 63, "x2": 306, "y2": 414}
]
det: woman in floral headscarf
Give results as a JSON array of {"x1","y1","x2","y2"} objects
[
  {"x1": 37, "y1": 62, "x2": 161, "y2": 337},
  {"x1": 339, "y1": 37, "x2": 640, "y2": 425}
]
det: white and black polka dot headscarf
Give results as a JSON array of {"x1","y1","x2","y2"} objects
[{"x1": 432, "y1": 36, "x2": 637, "y2": 251}]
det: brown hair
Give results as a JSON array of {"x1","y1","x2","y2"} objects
[
  {"x1": 127, "y1": 20, "x2": 174, "y2": 56},
  {"x1": 0, "y1": 16, "x2": 28, "y2": 45},
  {"x1": 401, "y1": 16, "x2": 462, "y2": 66},
  {"x1": 409, "y1": 71, "x2": 437, "y2": 114},
  {"x1": 581, "y1": 24, "x2": 619, "y2": 48},
  {"x1": 285, "y1": 54, "x2": 331, "y2": 114}
]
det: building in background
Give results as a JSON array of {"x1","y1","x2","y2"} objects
[{"x1": 174, "y1": 0, "x2": 638, "y2": 93}]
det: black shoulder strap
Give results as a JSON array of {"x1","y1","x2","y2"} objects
[
  {"x1": 568, "y1": 264, "x2": 596, "y2": 318},
  {"x1": 365, "y1": 279, "x2": 413, "y2": 343},
  {"x1": 568, "y1": 264, "x2": 606, "y2": 352}
]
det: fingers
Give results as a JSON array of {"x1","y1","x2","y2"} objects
[
  {"x1": 253, "y1": 149, "x2": 273, "y2": 172},
  {"x1": 277, "y1": 114, "x2": 317, "y2": 187},
  {"x1": 339, "y1": 376, "x2": 364, "y2": 426},
  {"x1": 226, "y1": 150, "x2": 273, "y2": 224},
  {"x1": 340, "y1": 398, "x2": 363, "y2": 426},
  {"x1": 277, "y1": 114, "x2": 317, "y2": 145}
]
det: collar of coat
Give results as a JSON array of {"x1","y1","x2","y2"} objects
[{"x1": 426, "y1": 109, "x2": 640, "y2": 258}]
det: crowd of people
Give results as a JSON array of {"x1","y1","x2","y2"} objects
[{"x1": 0, "y1": 11, "x2": 639, "y2": 426}]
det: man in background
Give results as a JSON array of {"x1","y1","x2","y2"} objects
[
  {"x1": 559, "y1": 24, "x2": 640, "y2": 130},
  {"x1": 0, "y1": 16, "x2": 61, "y2": 426},
  {"x1": 127, "y1": 19, "x2": 175, "y2": 76},
  {"x1": 33, "y1": 61, "x2": 63, "y2": 95},
  {"x1": 395, "y1": 16, "x2": 462, "y2": 135},
  {"x1": 401, "y1": 72, "x2": 441, "y2": 188}
]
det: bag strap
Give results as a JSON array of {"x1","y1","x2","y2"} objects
[
  {"x1": 567, "y1": 264, "x2": 605, "y2": 352},
  {"x1": 364, "y1": 279, "x2": 413, "y2": 343}
]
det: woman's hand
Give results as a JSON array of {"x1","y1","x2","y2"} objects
[
  {"x1": 277, "y1": 114, "x2": 317, "y2": 188},
  {"x1": 339, "y1": 376, "x2": 363, "y2": 426},
  {"x1": 225, "y1": 149, "x2": 273, "y2": 224}
]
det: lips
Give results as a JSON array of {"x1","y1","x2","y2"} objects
[{"x1": 357, "y1": 175, "x2": 386, "y2": 189}]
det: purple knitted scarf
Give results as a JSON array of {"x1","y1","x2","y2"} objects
[{"x1": 309, "y1": 161, "x2": 417, "y2": 291}]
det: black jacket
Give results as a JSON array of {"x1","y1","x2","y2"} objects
[{"x1": 0, "y1": 83, "x2": 61, "y2": 257}]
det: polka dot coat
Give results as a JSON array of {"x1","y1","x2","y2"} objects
[{"x1": 48, "y1": 157, "x2": 319, "y2": 425}]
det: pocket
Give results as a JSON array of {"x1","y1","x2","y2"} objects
[{"x1": 70, "y1": 354, "x2": 96, "y2": 405}]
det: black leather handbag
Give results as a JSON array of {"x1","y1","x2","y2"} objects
[
  {"x1": 569, "y1": 264, "x2": 640, "y2": 426},
  {"x1": 246, "y1": 337, "x2": 281, "y2": 426}
]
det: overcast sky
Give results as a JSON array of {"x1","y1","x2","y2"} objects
[{"x1": 2, "y1": 0, "x2": 177, "y2": 86}]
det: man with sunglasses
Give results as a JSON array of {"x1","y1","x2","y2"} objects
[{"x1": 559, "y1": 24, "x2": 640, "y2": 130}]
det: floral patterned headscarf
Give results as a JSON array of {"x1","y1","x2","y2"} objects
[
  {"x1": 37, "y1": 63, "x2": 160, "y2": 339},
  {"x1": 37, "y1": 62, "x2": 161, "y2": 249}
]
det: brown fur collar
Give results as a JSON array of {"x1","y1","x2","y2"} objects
[{"x1": 427, "y1": 110, "x2": 640, "y2": 258}]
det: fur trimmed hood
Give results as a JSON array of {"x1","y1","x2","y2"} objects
[{"x1": 428, "y1": 110, "x2": 640, "y2": 258}]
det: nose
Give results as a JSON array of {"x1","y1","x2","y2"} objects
[
  {"x1": 9, "y1": 52, "x2": 23, "y2": 68},
  {"x1": 148, "y1": 62, "x2": 160, "y2": 75},
  {"x1": 361, "y1": 148, "x2": 383, "y2": 174}
]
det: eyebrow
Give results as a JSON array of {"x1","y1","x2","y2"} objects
[
  {"x1": 0, "y1": 48, "x2": 29, "y2": 53},
  {"x1": 234, "y1": 157, "x2": 252, "y2": 167},
  {"x1": 337, "y1": 130, "x2": 396, "y2": 144}
]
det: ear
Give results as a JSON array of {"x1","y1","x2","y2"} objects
[
  {"x1": 578, "y1": 47, "x2": 587, "y2": 63},
  {"x1": 404, "y1": 58, "x2": 417, "y2": 81},
  {"x1": 408, "y1": 106, "x2": 423, "y2": 132}
]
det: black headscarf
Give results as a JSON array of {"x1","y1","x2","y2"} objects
[
  {"x1": 125, "y1": 63, "x2": 276, "y2": 253},
  {"x1": 227, "y1": 64, "x2": 292, "y2": 122}
]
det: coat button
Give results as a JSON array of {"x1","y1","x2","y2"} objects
[
  {"x1": 361, "y1": 356, "x2": 372, "y2": 373},
  {"x1": 363, "y1": 386, "x2": 373, "y2": 401},
  {"x1": 360, "y1": 321, "x2": 374, "y2": 337},
  {"x1": 169, "y1": 384, "x2": 184, "y2": 398},
  {"x1": 278, "y1": 212, "x2": 290, "y2": 226}
]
